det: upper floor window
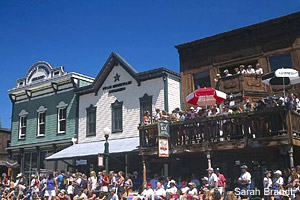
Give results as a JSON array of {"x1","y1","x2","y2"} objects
[
  {"x1": 269, "y1": 53, "x2": 292, "y2": 71},
  {"x1": 57, "y1": 101, "x2": 68, "y2": 134},
  {"x1": 18, "y1": 110, "x2": 28, "y2": 140},
  {"x1": 37, "y1": 106, "x2": 47, "y2": 137},
  {"x1": 111, "y1": 100, "x2": 123, "y2": 133},
  {"x1": 86, "y1": 105, "x2": 96, "y2": 136},
  {"x1": 193, "y1": 71, "x2": 211, "y2": 89}
]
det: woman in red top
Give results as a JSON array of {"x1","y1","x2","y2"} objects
[{"x1": 101, "y1": 170, "x2": 109, "y2": 193}]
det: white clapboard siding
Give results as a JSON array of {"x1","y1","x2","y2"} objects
[
  {"x1": 78, "y1": 64, "x2": 165, "y2": 143},
  {"x1": 168, "y1": 77, "x2": 181, "y2": 111}
]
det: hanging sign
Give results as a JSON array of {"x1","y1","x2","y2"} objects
[
  {"x1": 158, "y1": 121, "x2": 170, "y2": 137},
  {"x1": 76, "y1": 160, "x2": 87, "y2": 166},
  {"x1": 98, "y1": 155, "x2": 104, "y2": 167},
  {"x1": 158, "y1": 138, "x2": 169, "y2": 157}
]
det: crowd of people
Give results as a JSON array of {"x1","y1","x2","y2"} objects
[
  {"x1": 1, "y1": 165, "x2": 300, "y2": 200},
  {"x1": 142, "y1": 93, "x2": 300, "y2": 126},
  {"x1": 0, "y1": 170, "x2": 142, "y2": 200},
  {"x1": 222, "y1": 63, "x2": 264, "y2": 78}
]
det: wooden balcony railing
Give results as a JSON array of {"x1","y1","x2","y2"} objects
[
  {"x1": 217, "y1": 74, "x2": 267, "y2": 96},
  {"x1": 139, "y1": 107, "x2": 300, "y2": 149}
]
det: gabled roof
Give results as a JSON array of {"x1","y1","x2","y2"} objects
[{"x1": 75, "y1": 52, "x2": 180, "y2": 95}]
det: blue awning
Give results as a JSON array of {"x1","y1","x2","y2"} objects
[{"x1": 46, "y1": 137, "x2": 139, "y2": 160}]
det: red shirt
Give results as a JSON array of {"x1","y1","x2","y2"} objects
[
  {"x1": 217, "y1": 174, "x2": 226, "y2": 187},
  {"x1": 102, "y1": 176, "x2": 109, "y2": 186}
]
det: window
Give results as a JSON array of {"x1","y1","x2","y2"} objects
[
  {"x1": 37, "y1": 112, "x2": 46, "y2": 137},
  {"x1": 18, "y1": 110, "x2": 28, "y2": 140},
  {"x1": 112, "y1": 100, "x2": 123, "y2": 133},
  {"x1": 58, "y1": 108, "x2": 66, "y2": 133},
  {"x1": 57, "y1": 101, "x2": 68, "y2": 134},
  {"x1": 193, "y1": 71, "x2": 211, "y2": 89},
  {"x1": 139, "y1": 94, "x2": 153, "y2": 123},
  {"x1": 37, "y1": 106, "x2": 47, "y2": 137},
  {"x1": 19, "y1": 116, "x2": 27, "y2": 139},
  {"x1": 86, "y1": 105, "x2": 96, "y2": 136},
  {"x1": 269, "y1": 53, "x2": 292, "y2": 71}
]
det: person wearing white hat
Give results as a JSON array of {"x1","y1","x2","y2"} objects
[
  {"x1": 207, "y1": 168, "x2": 218, "y2": 192},
  {"x1": 223, "y1": 69, "x2": 232, "y2": 77},
  {"x1": 238, "y1": 165, "x2": 251, "y2": 198},
  {"x1": 166, "y1": 180, "x2": 177, "y2": 198},
  {"x1": 273, "y1": 170, "x2": 284, "y2": 200}
]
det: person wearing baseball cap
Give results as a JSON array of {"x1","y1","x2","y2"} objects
[
  {"x1": 181, "y1": 181, "x2": 189, "y2": 194},
  {"x1": 207, "y1": 168, "x2": 218, "y2": 191},
  {"x1": 215, "y1": 168, "x2": 226, "y2": 196},
  {"x1": 140, "y1": 183, "x2": 154, "y2": 200},
  {"x1": 238, "y1": 165, "x2": 251, "y2": 198},
  {"x1": 263, "y1": 170, "x2": 272, "y2": 199}
]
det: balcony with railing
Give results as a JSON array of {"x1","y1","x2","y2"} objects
[
  {"x1": 216, "y1": 74, "x2": 267, "y2": 98},
  {"x1": 139, "y1": 107, "x2": 300, "y2": 155}
]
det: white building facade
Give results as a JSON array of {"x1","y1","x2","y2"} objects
[{"x1": 47, "y1": 52, "x2": 181, "y2": 173}]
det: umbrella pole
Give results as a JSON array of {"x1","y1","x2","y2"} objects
[{"x1": 283, "y1": 77, "x2": 286, "y2": 101}]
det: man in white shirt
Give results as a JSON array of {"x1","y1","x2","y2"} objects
[
  {"x1": 140, "y1": 183, "x2": 154, "y2": 200},
  {"x1": 246, "y1": 65, "x2": 255, "y2": 74},
  {"x1": 255, "y1": 63, "x2": 263, "y2": 75},
  {"x1": 73, "y1": 189, "x2": 87, "y2": 200},
  {"x1": 263, "y1": 170, "x2": 272, "y2": 199},
  {"x1": 154, "y1": 182, "x2": 166, "y2": 200},
  {"x1": 207, "y1": 168, "x2": 218, "y2": 191},
  {"x1": 273, "y1": 170, "x2": 284, "y2": 199},
  {"x1": 181, "y1": 181, "x2": 189, "y2": 194},
  {"x1": 238, "y1": 165, "x2": 251, "y2": 199},
  {"x1": 239, "y1": 65, "x2": 246, "y2": 74},
  {"x1": 224, "y1": 69, "x2": 232, "y2": 77}
]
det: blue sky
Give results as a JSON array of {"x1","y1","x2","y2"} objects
[{"x1": 0, "y1": 0, "x2": 299, "y2": 128}]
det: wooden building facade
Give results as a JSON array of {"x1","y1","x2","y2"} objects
[
  {"x1": 176, "y1": 12, "x2": 300, "y2": 107},
  {"x1": 139, "y1": 12, "x2": 300, "y2": 194}
]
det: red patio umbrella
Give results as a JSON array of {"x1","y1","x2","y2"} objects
[{"x1": 186, "y1": 88, "x2": 227, "y2": 106}]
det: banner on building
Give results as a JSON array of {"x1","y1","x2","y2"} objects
[
  {"x1": 158, "y1": 138, "x2": 169, "y2": 157},
  {"x1": 158, "y1": 121, "x2": 170, "y2": 137}
]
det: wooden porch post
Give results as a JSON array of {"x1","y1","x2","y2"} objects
[
  {"x1": 142, "y1": 156, "x2": 147, "y2": 190},
  {"x1": 286, "y1": 109, "x2": 294, "y2": 168}
]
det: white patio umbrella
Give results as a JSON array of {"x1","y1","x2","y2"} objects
[{"x1": 262, "y1": 68, "x2": 300, "y2": 99}]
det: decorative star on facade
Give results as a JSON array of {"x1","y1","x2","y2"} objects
[{"x1": 114, "y1": 73, "x2": 120, "y2": 82}]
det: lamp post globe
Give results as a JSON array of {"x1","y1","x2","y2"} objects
[{"x1": 103, "y1": 127, "x2": 111, "y2": 172}]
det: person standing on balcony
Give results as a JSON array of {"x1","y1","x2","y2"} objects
[
  {"x1": 223, "y1": 69, "x2": 232, "y2": 77},
  {"x1": 238, "y1": 165, "x2": 251, "y2": 199},
  {"x1": 153, "y1": 109, "x2": 162, "y2": 123},
  {"x1": 239, "y1": 65, "x2": 246, "y2": 74},
  {"x1": 234, "y1": 68, "x2": 240, "y2": 74},
  {"x1": 246, "y1": 65, "x2": 255, "y2": 74},
  {"x1": 255, "y1": 63, "x2": 263, "y2": 75},
  {"x1": 143, "y1": 111, "x2": 151, "y2": 125}
]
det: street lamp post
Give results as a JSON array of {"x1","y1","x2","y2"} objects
[{"x1": 103, "y1": 127, "x2": 111, "y2": 172}]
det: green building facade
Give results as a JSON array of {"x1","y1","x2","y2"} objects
[{"x1": 7, "y1": 61, "x2": 93, "y2": 176}]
